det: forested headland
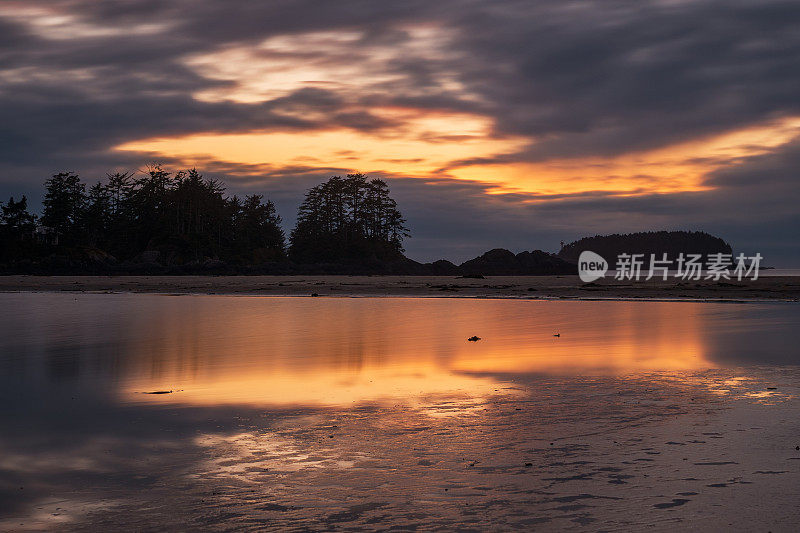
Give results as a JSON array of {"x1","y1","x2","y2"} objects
[
  {"x1": 0, "y1": 168, "x2": 425, "y2": 274},
  {"x1": 0, "y1": 167, "x2": 735, "y2": 276},
  {"x1": 557, "y1": 231, "x2": 733, "y2": 265}
]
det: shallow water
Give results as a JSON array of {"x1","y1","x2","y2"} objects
[
  {"x1": 3, "y1": 294, "x2": 798, "y2": 406},
  {"x1": 1, "y1": 294, "x2": 799, "y2": 531}
]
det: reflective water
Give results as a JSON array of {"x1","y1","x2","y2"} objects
[
  {"x1": 2, "y1": 294, "x2": 798, "y2": 408},
  {"x1": 1, "y1": 294, "x2": 799, "y2": 530}
]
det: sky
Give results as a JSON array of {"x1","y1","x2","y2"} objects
[{"x1": 1, "y1": 0, "x2": 799, "y2": 264}]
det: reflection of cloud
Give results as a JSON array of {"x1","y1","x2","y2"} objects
[
  {"x1": 128, "y1": 364, "x2": 501, "y2": 408},
  {"x1": 0, "y1": 497, "x2": 118, "y2": 532},
  {"x1": 195, "y1": 432, "x2": 359, "y2": 477},
  {"x1": 100, "y1": 296, "x2": 715, "y2": 407},
  {"x1": 2, "y1": 292, "x2": 799, "y2": 527}
]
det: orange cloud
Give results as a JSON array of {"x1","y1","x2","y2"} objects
[
  {"x1": 115, "y1": 111, "x2": 800, "y2": 198},
  {"x1": 115, "y1": 108, "x2": 527, "y2": 177},
  {"x1": 448, "y1": 116, "x2": 800, "y2": 198},
  {"x1": 111, "y1": 24, "x2": 800, "y2": 200}
]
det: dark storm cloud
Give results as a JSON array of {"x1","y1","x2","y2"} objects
[
  {"x1": 434, "y1": 0, "x2": 800, "y2": 163},
  {"x1": 0, "y1": 1, "x2": 416, "y2": 179},
  {"x1": 0, "y1": 0, "x2": 799, "y2": 262}
]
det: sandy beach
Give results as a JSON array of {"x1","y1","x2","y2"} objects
[
  {"x1": 1, "y1": 274, "x2": 799, "y2": 301},
  {"x1": 3, "y1": 357, "x2": 800, "y2": 531}
]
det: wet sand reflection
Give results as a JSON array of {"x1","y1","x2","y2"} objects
[
  {"x1": 1, "y1": 294, "x2": 799, "y2": 530},
  {"x1": 113, "y1": 297, "x2": 711, "y2": 406}
]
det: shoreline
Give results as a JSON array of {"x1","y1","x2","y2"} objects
[
  {"x1": 3, "y1": 290, "x2": 797, "y2": 304},
  {"x1": 1, "y1": 274, "x2": 799, "y2": 302}
]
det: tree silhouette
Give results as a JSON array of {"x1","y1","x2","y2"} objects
[
  {"x1": 1, "y1": 196, "x2": 36, "y2": 239},
  {"x1": 289, "y1": 173, "x2": 408, "y2": 263},
  {"x1": 4, "y1": 166, "x2": 287, "y2": 267},
  {"x1": 104, "y1": 171, "x2": 136, "y2": 256},
  {"x1": 557, "y1": 231, "x2": 733, "y2": 264},
  {"x1": 0, "y1": 168, "x2": 417, "y2": 271},
  {"x1": 83, "y1": 182, "x2": 113, "y2": 248},
  {"x1": 229, "y1": 194, "x2": 285, "y2": 262},
  {"x1": 129, "y1": 165, "x2": 173, "y2": 252},
  {"x1": 170, "y1": 168, "x2": 227, "y2": 260},
  {"x1": 42, "y1": 172, "x2": 85, "y2": 243},
  {"x1": 0, "y1": 195, "x2": 38, "y2": 263}
]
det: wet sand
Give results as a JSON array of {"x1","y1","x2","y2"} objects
[
  {"x1": 1, "y1": 293, "x2": 798, "y2": 531},
  {"x1": 3, "y1": 368, "x2": 799, "y2": 531},
  {"x1": 1, "y1": 274, "x2": 799, "y2": 300}
]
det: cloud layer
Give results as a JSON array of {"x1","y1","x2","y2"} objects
[{"x1": 1, "y1": 0, "x2": 799, "y2": 263}]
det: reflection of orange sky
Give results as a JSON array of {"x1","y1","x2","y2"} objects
[
  {"x1": 131, "y1": 364, "x2": 500, "y2": 408},
  {"x1": 123, "y1": 297, "x2": 712, "y2": 408},
  {"x1": 115, "y1": 113, "x2": 800, "y2": 197}
]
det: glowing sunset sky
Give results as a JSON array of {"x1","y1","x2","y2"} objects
[{"x1": 2, "y1": 1, "x2": 800, "y2": 262}]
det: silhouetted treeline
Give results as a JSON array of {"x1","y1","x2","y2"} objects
[
  {"x1": 0, "y1": 168, "x2": 413, "y2": 273},
  {"x1": 56, "y1": 167, "x2": 283, "y2": 262},
  {"x1": 1, "y1": 166, "x2": 285, "y2": 270},
  {"x1": 557, "y1": 231, "x2": 733, "y2": 264},
  {"x1": 0, "y1": 195, "x2": 38, "y2": 262},
  {"x1": 1, "y1": 170, "x2": 736, "y2": 275}
]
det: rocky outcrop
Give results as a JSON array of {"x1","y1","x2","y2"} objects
[{"x1": 459, "y1": 248, "x2": 575, "y2": 275}]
